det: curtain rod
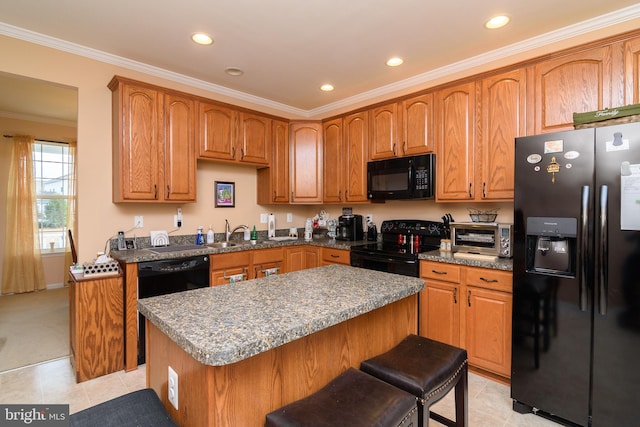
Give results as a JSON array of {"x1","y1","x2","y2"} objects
[{"x1": 3, "y1": 134, "x2": 69, "y2": 145}]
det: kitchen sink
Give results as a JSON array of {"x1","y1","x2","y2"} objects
[
  {"x1": 146, "y1": 244, "x2": 205, "y2": 254},
  {"x1": 207, "y1": 242, "x2": 239, "y2": 249}
]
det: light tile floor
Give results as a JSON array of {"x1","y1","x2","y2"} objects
[{"x1": 0, "y1": 357, "x2": 561, "y2": 426}]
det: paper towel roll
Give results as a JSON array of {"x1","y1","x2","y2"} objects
[{"x1": 268, "y1": 213, "x2": 276, "y2": 238}]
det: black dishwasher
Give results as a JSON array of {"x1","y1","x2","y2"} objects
[{"x1": 137, "y1": 255, "x2": 209, "y2": 364}]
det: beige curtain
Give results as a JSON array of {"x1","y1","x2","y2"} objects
[
  {"x1": 1, "y1": 135, "x2": 45, "y2": 294},
  {"x1": 63, "y1": 140, "x2": 77, "y2": 277}
]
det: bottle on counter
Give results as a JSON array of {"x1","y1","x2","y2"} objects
[
  {"x1": 206, "y1": 226, "x2": 214, "y2": 244},
  {"x1": 250, "y1": 225, "x2": 258, "y2": 241},
  {"x1": 196, "y1": 226, "x2": 204, "y2": 245}
]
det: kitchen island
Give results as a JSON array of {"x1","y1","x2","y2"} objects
[{"x1": 138, "y1": 264, "x2": 423, "y2": 426}]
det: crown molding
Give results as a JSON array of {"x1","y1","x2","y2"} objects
[{"x1": 2, "y1": 3, "x2": 640, "y2": 119}]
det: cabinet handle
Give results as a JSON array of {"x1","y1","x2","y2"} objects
[
  {"x1": 154, "y1": 184, "x2": 158, "y2": 200},
  {"x1": 467, "y1": 290, "x2": 471, "y2": 307},
  {"x1": 468, "y1": 183, "x2": 472, "y2": 198},
  {"x1": 431, "y1": 269, "x2": 448, "y2": 275},
  {"x1": 240, "y1": 148, "x2": 245, "y2": 160},
  {"x1": 166, "y1": 185, "x2": 170, "y2": 199},
  {"x1": 479, "y1": 277, "x2": 498, "y2": 283},
  {"x1": 453, "y1": 287, "x2": 457, "y2": 304},
  {"x1": 338, "y1": 190, "x2": 342, "y2": 201},
  {"x1": 392, "y1": 143, "x2": 396, "y2": 156},
  {"x1": 482, "y1": 182, "x2": 486, "y2": 198},
  {"x1": 273, "y1": 191, "x2": 276, "y2": 202},
  {"x1": 403, "y1": 142, "x2": 407, "y2": 155},
  {"x1": 291, "y1": 191, "x2": 294, "y2": 201},
  {"x1": 331, "y1": 254, "x2": 340, "y2": 258}
]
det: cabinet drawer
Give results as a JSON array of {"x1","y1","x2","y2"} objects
[
  {"x1": 322, "y1": 248, "x2": 350, "y2": 265},
  {"x1": 421, "y1": 261, "x2": 461, "y2": 283},
  {"x1": 211, "y1": 252, "x2": 251, "y2": 269},
  {"x1": 466, "y1": 268, "x2": 512, "y2": 293},
  {"x1": 253, "y1": 247, "x2": 285, "y2": 264}
]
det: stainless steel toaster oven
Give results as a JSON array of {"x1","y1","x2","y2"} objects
[{"x1": 450, "y1": 222, "x2": 513, "y2": 258}]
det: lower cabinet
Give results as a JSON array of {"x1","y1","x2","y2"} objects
[
  {"x1": 69, "y1": 272, "x2": 124, "y2": 382},
  {"x1": 419, "y1": 261, "x2": 512, "y2": 379},
  {"x1": 211, "y1": 248, "x2": 286, "y2": 285},
  {"x1": 253, "y1": 247, "x2": 285, "y2": 278},
  {"x1": 285, "y1": 245, "x2": 319, "y2": 272}
]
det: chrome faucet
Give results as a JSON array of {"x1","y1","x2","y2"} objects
[{"x1": 225, "y1": 219, "x2": 249, "y2": 242}]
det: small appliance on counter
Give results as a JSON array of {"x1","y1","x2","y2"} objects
[{"x1": 336, "y1": 214, "x2": 364, "y2": 241}]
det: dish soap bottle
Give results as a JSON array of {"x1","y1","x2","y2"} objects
[
  {"x1": 196, "y1": 226, "x2": 204, "y2": 245},
  {"x1": 250, "y1": 225, "x2": 258, "y2": 241},
  {"x1": 206, "y1": 225, "x2": 214, "y2": 244}
]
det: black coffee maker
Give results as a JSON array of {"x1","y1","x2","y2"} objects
[{"x1": 336, "y1": 214, "x2": 364, "y2": 241}]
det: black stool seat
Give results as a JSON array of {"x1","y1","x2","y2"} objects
[
  {"x1": 265, "y1": 367, "x2": 418, "y2": 427},
  {"x1": 360, "y1": 334, "x2": 468, "y2": 427},
  {"x1": 70, "y1": 388, "x2": 177, "y2": 427}
]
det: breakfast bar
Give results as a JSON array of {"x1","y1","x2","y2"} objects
[{"x1": 138, "y1": 264, "x2": 424, "y2": 426}]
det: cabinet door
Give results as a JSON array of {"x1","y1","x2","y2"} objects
[
  {"x1": 211, "y1": 266, "x2": 250, "y2": 286},
  {"x1": 369, "y1": 102, "x2": 398, "y2": 160},
  {"x1": 257, "y1": 119, "x2": 289, "y2": 204},
  {"x1": 321, "y1": 248, "x2": 350, "y2": 266},
  {"x1": 305, "y1": 247, "x2": 320, "y2": 269},
  {"x1": 198, "y1": 102, "x2": 237, "y2": 160},
  {"x1": 285, "y1": 246, "x2": 319, "y2": 272},
  {"x1": 531, "y1": 45, "x2": 613, "y2": 133},
  {"x1": 253, "y1": 248, "x2": 285, "y2": 277},
  {"x1": 343, "y1": 111, "x2": 368, "y2": 202},
  {"x1": 435, "y1": 81, "x2": 476, "y2": 201},
  {"x1": 419, "y1": 280, "x2": 460, "y2": 347},
  {"x1": 210, "y1": 252, "x2": 251, "y2": 286},
  {"x1": 323, "y1": 118, "x2": 343, "y2": 203},
  {"x1": 402, "y1": 93, "x2": 434, "y2": 156},
  {"x1": 290, "y1": 122, "x2": 323, "y2": 203},
  {"x1": 465, "y1": 286, "x2": 512, "y2": 377},
  {"x1": 479, "y1": 69, "x2": 525, "y2": 201},
  {"x1": 239, "y1": 112, "x2": 270, "y2": 165},
  {"x1": 115, "y1": 83, "x2": 162, "y2": 201},
  {"x1": 164, "y1": 93, "x2": 196, "y2": 201},
  {"x1": 623, "y1": 36, "x2": 640, "y2": 105}
]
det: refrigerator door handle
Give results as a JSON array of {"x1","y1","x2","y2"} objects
[
  {"x1": 579, "y1": 185, "x2": 589, "y2": 311},
  {"x1": 598, "y1": 185, "x2": 608, "y2": 315}
]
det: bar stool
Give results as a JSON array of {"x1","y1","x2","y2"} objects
[
  {"x1": 265, "y1": 368, "x2": 418, "y2": 427},
  {"x1": 360, "y1": 334, "x2": 468, "y2": 427}
]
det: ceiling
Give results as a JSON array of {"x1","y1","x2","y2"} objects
[{"x1": 1, "y1": 1, "x2": 640, "y2": 120}]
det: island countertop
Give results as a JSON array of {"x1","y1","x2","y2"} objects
[{"x1": 138, "y1": 264, "x2": 424, "y2": 366}]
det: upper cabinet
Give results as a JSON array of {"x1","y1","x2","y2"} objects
[
  {"x1": 257, "y1": 119, "x2": 289, "y2": 204},
  {"x1": 530, "y1": 45, "x2": 614, "y2": 134},
  {"x1": 622, "y1": 37, "x2": 640, "y2": 105},
  {"x1": 368, "y1": 93, "x2": 433, "y2": 160},
  {"x1": 290, "y1": 122, "x2": 323, "y2": 204},
  {"x1": 323, "y1": 113, "x2": 368, "y2": 203},
  {"x1": 478, "y1": 68, "x2": 526, "y2": 201},
  {"x1": 435, "y1": 81, "x2": 476, "y2": 202},
  {"x1": 109, "y1": 76, "x2": 196, "y2": 203},
  {"x1": 198, "y1": 101, "x2": 270, "y2": 166}
]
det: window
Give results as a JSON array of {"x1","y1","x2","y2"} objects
[{"x1": 32, "y1": 141, "x2": 75, "y2": 252}]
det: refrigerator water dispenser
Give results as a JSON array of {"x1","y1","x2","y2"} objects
[{"x1": 526, "y1": 217, "x2": 577, "y2": 276}]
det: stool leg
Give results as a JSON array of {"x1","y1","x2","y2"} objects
[{"x1": 454, "y1": 365, "x2": 468, "y2": 427}]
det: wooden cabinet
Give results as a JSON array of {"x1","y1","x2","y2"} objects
[
  {"x1": 198, "y1": 102, "x2": 270, "y2": 165},
  {"x1": 623, "y1": 36, "x2": 640, "y2": 105},
  {"x1": 420, "y1": 261, "x2": 512, "y2": 379},
  {"x1": 290, "y1": 122, "x2": 323, "y2": 203},
  {"x1": 321, "y1": 247, "x2": 350, "y2": 266},
  {"x1": 323, "y1": 113, "x2": 368, "y2": 203},
  {"x1": 369, "y1": 94, "x2": 433, "y2": 160},
  {"x1": 253, "y1": 247, "x2": 285, "y2": 278},
  {"x1": 69, "y1": 273, "x2": 124, "y2": 382},
  {"x1": 530, "y1": 45, "x2": 614, "y2": 134},
  {"x1": 285, "y1": 245, "x2": 319, "y2": 272},
  {"x1": 109, "y1": 76, "x2": 196, "y2": 203},
  {"x1": 210, "y1": 252, "x2": 251, "y2": 286},
  {"x1": 478, "y1": 68, "x2": 526, "y2": 201},
  {"x1": 257, "y1": 119, "x2": 290, "y2": 204},
  {"x1": 435, "y1": 81, "x2": 476, "y2": 201}
]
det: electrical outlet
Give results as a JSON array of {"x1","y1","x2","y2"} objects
[
  {"x1": 260, "y1": 213, "x2": 268, "y2": 224},
  {"x1": 287, "y1": 213, "x2": 293, "y2": 223},
  {"x1": 366, "y1": 214, "x2": 373, "y2": 224},
  {"x1": 134, "y1": 216, "x2": 144, "y2": 228},
  {"x1": 174, "y1": 215, "x2": 182, "y2": 227},
  {"x1": 176, "y1": 208, "x2": 183, "y2": 221},
  {"x1": 168, "y1": 366, "x2": 178, "y2": 410}
]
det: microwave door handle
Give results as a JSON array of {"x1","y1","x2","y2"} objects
[{"x1": 408, "y1": 164, "x2": 414, "y2": 191}]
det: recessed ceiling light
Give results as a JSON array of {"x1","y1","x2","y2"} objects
[
  {"x1": 225, "y1": 67, "x2": 244, "y2": 76},
  {"x1": 191, "y1": 33, "x2": 213, "y2": 45},
  {"x1": 320, "y1": 84, "x2": 334, "y2": 92},
  {"x1": 386, "y1": 57, "x2": 404, "y2": 67},
  {"x1": 485, "y1": 15, "x2": 510, "y2": 29}
]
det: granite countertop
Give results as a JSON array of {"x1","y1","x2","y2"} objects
[
  {"x1": 110, "y1": 237, "x2": 364, "y2": 263},
  {"x1": 137, "y1": 264, "x2": 424, "y2": 366},
  {"x1": 419, "y1": 250, "x2": 513, "y2": 271}
]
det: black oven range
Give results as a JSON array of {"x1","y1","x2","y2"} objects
[{"x1": 350, "y1": 219, "x2": 444, "y2": 277}]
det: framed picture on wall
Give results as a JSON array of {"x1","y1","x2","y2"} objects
[{"x1": 214, "y1": 181, "x2": 235, "y2": 207}]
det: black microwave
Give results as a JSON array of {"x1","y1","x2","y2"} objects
[{"x1": 367, "y1": 154, "x2": 435, "y2": 200}]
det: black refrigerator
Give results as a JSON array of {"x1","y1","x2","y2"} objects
[{"x1": 511, "y1": 122, "x2": 640, "y2": 426}]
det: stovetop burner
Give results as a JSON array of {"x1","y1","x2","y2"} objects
[{"x1": 351, "y1": 219, "x2": 444, "y2": 257}]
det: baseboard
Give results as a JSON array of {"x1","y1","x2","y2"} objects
[{"x1": 46, "y1": 282, "x2": 66, "y2": 290}]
